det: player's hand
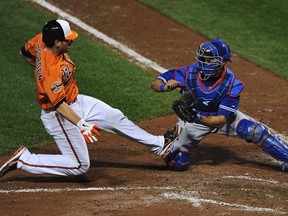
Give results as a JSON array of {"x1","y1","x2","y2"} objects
[
  {"x1": 166, "y1": 80, "x2": 180, "y2": 91},
  {"x1": 76, "y1": 119, "x2": 101, "y2": 144}
]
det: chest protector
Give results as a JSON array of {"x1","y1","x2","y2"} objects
[{"x1": 176, "y1": 64, "x2": 243, "y2": 115}]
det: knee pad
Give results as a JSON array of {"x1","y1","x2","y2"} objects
[
  {"x1": 236, "y1": 119, "x2": 267, "y2": 144},
  {"x1": 165, "y1": 151, "x2": 190, "y2": 171}
]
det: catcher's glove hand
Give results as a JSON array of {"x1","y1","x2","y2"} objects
[{"x1": 172, "y1": 90, "x2": 201, "y2": 123}]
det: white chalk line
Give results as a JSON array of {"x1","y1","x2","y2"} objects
[
  {"x1": 223, "y1": 175, "x2": 279, "y2": 184},
  {"x1": 163, "y1": 192, "x2": 286, "y2": 214},
  {"x1": 0, "y1": 186, "x2": 175, "y2": 194},
  {"x1": 25, "y1": 0, "x2": 287, "y2": 214},
  {"x1": 0, "y1": 185, "x2": 285, "y2": 214}
]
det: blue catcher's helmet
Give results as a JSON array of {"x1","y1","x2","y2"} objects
[
  {"x1": 165, "y1": 150, "x2": 190, "y2": 171},
  {"x1": 196, "y1": 37, "x2": 231, "y2": 80}
]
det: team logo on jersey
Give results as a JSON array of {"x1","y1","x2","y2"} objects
[
  {"x1": 62, "y1": 63, "x2": 73, "y2": 86},
  {"x1": 51, "y1": 81, "x2": 63, "y2": 93},
  {"x1": 203, "y1": 101, "x2": 210, "y2": 106}
]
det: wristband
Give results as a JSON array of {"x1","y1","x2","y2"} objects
[
  {"x1": 159, "y1": 83, "x2": 166, "y2": 92},
  {"x1": 76, "y1": 118, "x2": 86, "y2": 129}
]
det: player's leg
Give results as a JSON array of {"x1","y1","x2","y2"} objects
[
  {"x1": 218, "y1": 111, "x2": 288, "y2": 168},
  {"x1": 77, "y1": 94, "x2": 165, "y2": 155},
  {"x1": 236, "y1": 117, "x2": 288, "y2": 166},
  {"x1": 164, "y1": 120, "x2": 212, "y2": 170},
  {"x1": 16, "y1": 108, "x2": 90, "y2": 176}
]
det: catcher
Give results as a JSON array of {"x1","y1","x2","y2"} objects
[{"x1": 151, "y1": 37, "x2": 288, "y2": 171}]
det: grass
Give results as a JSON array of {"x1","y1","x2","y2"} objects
[
  {"x1": 139, "y1": 0, "x2": 288, "y2": 79},
  {"x1": 0, "y1": 0, "x2": 178, "y2": 155}
]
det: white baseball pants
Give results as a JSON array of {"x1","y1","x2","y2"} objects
[{"x1": 17, "y1": 94, "x2": 164, "y2": 176}]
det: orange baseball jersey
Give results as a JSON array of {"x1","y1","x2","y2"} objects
[{"x1": 24, "y1": 33, "x2": 78, "y2": 110}]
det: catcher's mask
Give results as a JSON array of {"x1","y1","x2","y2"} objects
[
  {"x1": 196, "y1": 37, "x2": 231, "y2": 80},
  {"x1": 42, "y1": 19, "x2": 78, "y2": 48}
]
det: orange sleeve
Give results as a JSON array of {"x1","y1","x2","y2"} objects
[{"x1": 24, "y1": 33, "x2": 42, "y2": 56}]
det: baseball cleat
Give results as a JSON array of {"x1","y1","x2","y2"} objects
[
  {"x1": 161, "y1": 125, "x2": 182, "y2": 159},
  {"x1": 0, "y1": 146, "x2": 26, "y2": 177}
]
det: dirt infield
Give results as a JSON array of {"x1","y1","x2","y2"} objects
[{"x1": 1, "y1": 0, "x2": 288, "y2": 215}]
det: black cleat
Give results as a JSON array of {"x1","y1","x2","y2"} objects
[{"x1": 160, "y1": 125, "x2": 182, "y2": 158}]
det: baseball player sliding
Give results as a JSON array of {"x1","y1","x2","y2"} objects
[
  {"x1": 0, "y1": 19, "x2": 176, "y2": 177},
  {"x1": 152, "y1": 37, "x2": 288, "y2": 171}
]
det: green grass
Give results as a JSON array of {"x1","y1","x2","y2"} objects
[
  {"x1": 0, "y1": 0, "x2": 178, "y2": 155},
  {"x1": 72, "y1": 37, "x2": 179, "y2": 120},
  {"x1": 139, "y1": 0, "x2": 288, "y2": 79},
  {"x1": 0, "y1": 0, "x2": 55, "y2": 154}
]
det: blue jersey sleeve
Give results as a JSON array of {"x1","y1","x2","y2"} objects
[
  {"x1": 218, "y1": 95, "x2": 240, "y2": 119},
  {"x1": 157, "y1": 68, "x2": 176, "y2": 83},
  {"x1": 158, "y1": 66, "x2": 189, "y2": 87}
]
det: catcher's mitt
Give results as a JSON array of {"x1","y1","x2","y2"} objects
[{"x1": 172, "y1": 90, "x2": 198, "y2": 123}]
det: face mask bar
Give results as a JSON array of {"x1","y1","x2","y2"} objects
[{"x1": 196, "y1": 42, "x2": 223, "y2": 80}]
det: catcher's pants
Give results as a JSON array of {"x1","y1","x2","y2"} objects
[
  {"x1": 17, "y1": 94, "x2": 164, "y2": 176},
  {"x1": 173, "y1": 111, "x2": 251, "y2": 152}
]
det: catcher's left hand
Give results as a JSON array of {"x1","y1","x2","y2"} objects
[{"x1": 172, "y1": 90, "x2": 201, "y2": 123}]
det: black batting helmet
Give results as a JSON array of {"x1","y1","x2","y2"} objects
[{"x1": 42, "y1": 19, "x2": 78, "y2": 48}]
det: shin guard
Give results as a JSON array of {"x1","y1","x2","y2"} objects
[{"x1": 237, "y1": 119, "x2": 288, "y2": 168}]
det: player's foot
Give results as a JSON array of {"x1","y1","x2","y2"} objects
[
  {"x1": 160, "y1": 125, "x2": 182, "y2": 159},
  {"x1": 0, "y1": 146, "x2": 26, "y2": 177}
]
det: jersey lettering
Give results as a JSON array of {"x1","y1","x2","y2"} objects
[{"x1": 35, "y1": 44, "x2": 42, "y2": 80}]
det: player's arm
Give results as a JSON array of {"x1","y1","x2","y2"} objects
[
  {"x1": 151, "y1": 79, "x2": 181, "y2": 92},
  {"x1": 197, "y1": 99, "x2": 239, "y2": 128},
  {"x1": 151, "y1": 68, "x2": 183, "y2": 92},
  {"x1": 197, "y1": 115, "x2": 227, "y2": 129},
  {"x1": 55, "y1": 101, "x2": 82, "y2": 125},
  {"x1": 151, "y1": 67, "x2": 187, "y2": 92},
  {"x1": 19, "y1": 46, "x2": 36, "y2": 67},
  {"x1": 198, "y1": 95, "x2": 240, "y2": 128}
]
